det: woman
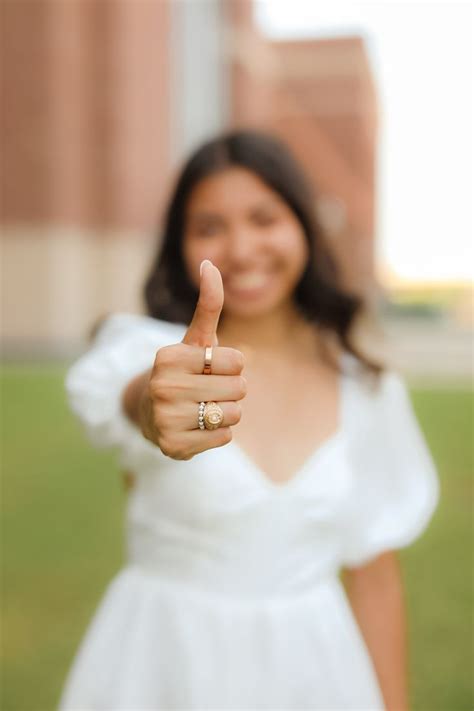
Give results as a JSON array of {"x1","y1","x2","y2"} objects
[{"x1": 60, "y1": 129, "x2": 439, "y2": 710}]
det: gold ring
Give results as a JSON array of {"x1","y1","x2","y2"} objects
[
  {"x1": 203, "y1": 401, "x2": 224, "y2": 430},
  {"x1": 203, "y1": 346, "x2": 213, "y2": 375}
]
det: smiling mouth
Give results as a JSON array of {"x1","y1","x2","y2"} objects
[{"x1": 225, "y1": 273, "x2": 270, "y2": 291}]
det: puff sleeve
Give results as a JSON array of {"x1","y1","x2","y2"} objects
[
  {"x1": 65, "y1": 313, "x2": 186, "y2": 462},
  {"x1": 341, "y1": 370, "x2": 440, "y2": 568}
]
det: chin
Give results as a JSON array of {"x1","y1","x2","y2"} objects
[{"x1": 223, "y1": 293, "x2": 287, "y2": 319}]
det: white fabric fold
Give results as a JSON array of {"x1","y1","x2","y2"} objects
[
  {"x1": 65, "y1": 313, "x2": 186, "y2": 467},
  {"x1": 340, "y1": 370, "x2": 439, "y2": 568},
  {"x1": 59, "y1": 312, "x2": 440, "y2": 710}
]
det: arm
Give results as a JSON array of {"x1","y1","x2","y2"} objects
[
  {"x1": 122, "y1": 368, "x2": 152, "y2": 427},
  {"x1": 342, "y1": 551, "x2": 409, "y2": 711}
]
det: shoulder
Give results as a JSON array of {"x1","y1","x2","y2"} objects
[
  {"x1": 342, "y1": 353, "x2": 405, "y2": 396},
  {"x1": 341, "y1": 354, "x2": 409, "y2": 427},
  {"x1": 92, "y1": 312, "x2": 188, "y2": 347},
  {"x1": 341, "y1": 358, "x2": 435, "y2": 480}
]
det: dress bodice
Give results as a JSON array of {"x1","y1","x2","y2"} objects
[
  {"x1": 125, "y1": 429, "x2": 355, "y2": 597},
  {"x1": 66, "y1": 313, "x2": 440, "y2": 599}
]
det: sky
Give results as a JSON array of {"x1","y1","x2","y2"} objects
[{"x1": 254, "y1": 0, "x2": 473, "y2": 284}]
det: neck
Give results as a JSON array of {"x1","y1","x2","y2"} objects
[{"x1": 217, "y1": 302, "x2": 316, "y2": 354}]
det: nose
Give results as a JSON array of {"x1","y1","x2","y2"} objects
[{"x1": 226, "y1": 226, "x2": 257, "y2": 267}]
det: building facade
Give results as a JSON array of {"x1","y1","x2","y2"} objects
[{"x1": 1, "y1": 0, "x2": 377, "y2": 355}]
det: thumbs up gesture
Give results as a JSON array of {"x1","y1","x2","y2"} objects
[
  {"x1": 140, "y1": 260, "x2": 246, "y2": 460},
  {"x1": 182, "y1": 259, "x2": 223, "y2": 348}
]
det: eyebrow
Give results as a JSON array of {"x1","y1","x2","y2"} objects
[
  {"x1": 188, "y1": 199, "x2": 282, "y2": 222},
  {"x1": 187, "y1": 212, "x2": 225, "y2": 223}
]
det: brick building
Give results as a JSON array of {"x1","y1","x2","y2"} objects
[{"x1": 1, "y1": 0, "x2": 377, "y2": 355}]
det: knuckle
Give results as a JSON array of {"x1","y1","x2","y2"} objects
[
  {"x1": 159, "y1": 435, "x2": 190, "y2": 461},
  {"x1": 150, "y1": 374, "x2": 187, "y2": 402},
  {"x1": 154, "y1": 344, "x2": 183, "y2": 370},
  {"x1": 235, "y1": 375, "x2": 247, "y2": 399},
  {"x1": 154, "y1": 345, "x2": 173, "y2": 368},
  {"x1": 228, "y1": 401, "x2": 242, "y2": 425},
  {"x1": 152, "y1": 406, "x2": 168, "y2": 432},
  {"x1": 158, "y1": 436, "x2": 173, "y2": 457},
  {"x1": 229, "y1": 348, "x2": 245, "y2": 372},
  {"x1": 218, "y1": 427, "x2": 233, "y2": 446},
  {"x1": 149, "y1": 376, "x2": 169, "y2": 401}
]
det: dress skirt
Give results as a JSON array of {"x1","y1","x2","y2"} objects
[{"x1": 59, "y1": 565, "x2": 385, "y2": 710}]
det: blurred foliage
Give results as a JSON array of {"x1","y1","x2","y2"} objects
[
  {"x1": 387, "y1": 284, "x2": 470, "y2": 307},
  {"x1": 381, "y1": 300, "x2": 447, "y2": 320},
  {"x1": 1, "y1": 367, "x2": 472, "y2": 710},
  {"x1": 1, "y1": 366, "x2": 125, "y2": 711},
  {"x1": 402, "y1": 387, "x2": 473, "y2": 710},
  {"x1": 381, "y1": 283, "x2": 473, "y2": 322}
]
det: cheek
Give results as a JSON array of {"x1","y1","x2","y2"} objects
[{"x1": 271, "y1": 227, "x2": 309, "y2": 277}]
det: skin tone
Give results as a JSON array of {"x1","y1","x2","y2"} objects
[
  {"x1": 183, "y1": 167, "x2": 340, "y2": 482},
  {"x1": 122, "y1": 166, "x2": 409, "y2": 710},
  {"x1": 342, "y1": 552, "x2": 409, "y2": 711}
]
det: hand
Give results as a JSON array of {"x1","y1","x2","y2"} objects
[{"x1": 139, "y1": 260, "x2": 246, "y2": 460}]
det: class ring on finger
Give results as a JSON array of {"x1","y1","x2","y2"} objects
[{"x1": 198, "y1": 401, "x2": 224, "y2": 430}]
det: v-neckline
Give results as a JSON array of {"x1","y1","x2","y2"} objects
[{"x1": 227, "y1": 367, "x2": 347, "y2": 493}]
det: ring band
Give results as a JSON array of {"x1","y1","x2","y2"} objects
[
  {"x1": 203, "y1": 346, "x2": 213, "y2": 375},
  {"x1": 203, "y1": 401, "x2": 224, "y2": 430},
  {"x1": 199, "y1": 348, "x2": 223, "y2": 431},
  {"x1": 198, "y1": 402, "x2": 206, "y2": 430}
]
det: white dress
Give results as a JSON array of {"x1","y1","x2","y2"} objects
[{"x1": 59, "y1": 313, "x2": 440, "y2": 711}]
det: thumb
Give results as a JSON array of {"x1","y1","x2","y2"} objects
[{"x1": 182, "y1": 260, "x2": 224, "y2": 347}]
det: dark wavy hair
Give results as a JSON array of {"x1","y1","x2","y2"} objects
[{"x1": 144, "y1": 129, "x2": 380, "y2": 374}]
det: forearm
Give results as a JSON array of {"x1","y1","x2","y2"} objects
[
  {"x1": 122, "y1": 368, "x2": 152, "y2": 426},
  {"x1": 342, "y1": 551, "x2": 409, "y2": 711}
]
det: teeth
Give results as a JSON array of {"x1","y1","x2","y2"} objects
[{"x1": 228, "y1": 274, "x2": 267, "y2": 289}]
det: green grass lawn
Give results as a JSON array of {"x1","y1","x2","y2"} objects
[{"x1": 1, "y1": 366, "x2": 472, "y2": 711}]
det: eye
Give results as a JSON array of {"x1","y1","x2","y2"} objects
[
  {"x1": 193, "y1": 222, "x2": 222, "y2": 237},
  {"x1": 197, "y1": 225, "x2": 217, "y2": 236},
  {"x1": 252, "y1": 212, "x2": 277, "y2": 227}
]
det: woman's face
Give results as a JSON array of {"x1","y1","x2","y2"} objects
[{"x1": 182, "y1": 167, "x2": 309, "y2": 319}]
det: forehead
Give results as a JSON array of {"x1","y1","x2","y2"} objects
[{"x1": 185, "y1": 167, "x2": 285, "y2": 215}]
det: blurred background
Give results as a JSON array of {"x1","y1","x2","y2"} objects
[{"x1": 1, "y1": 1, "x2": 472, "y2": 709}]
